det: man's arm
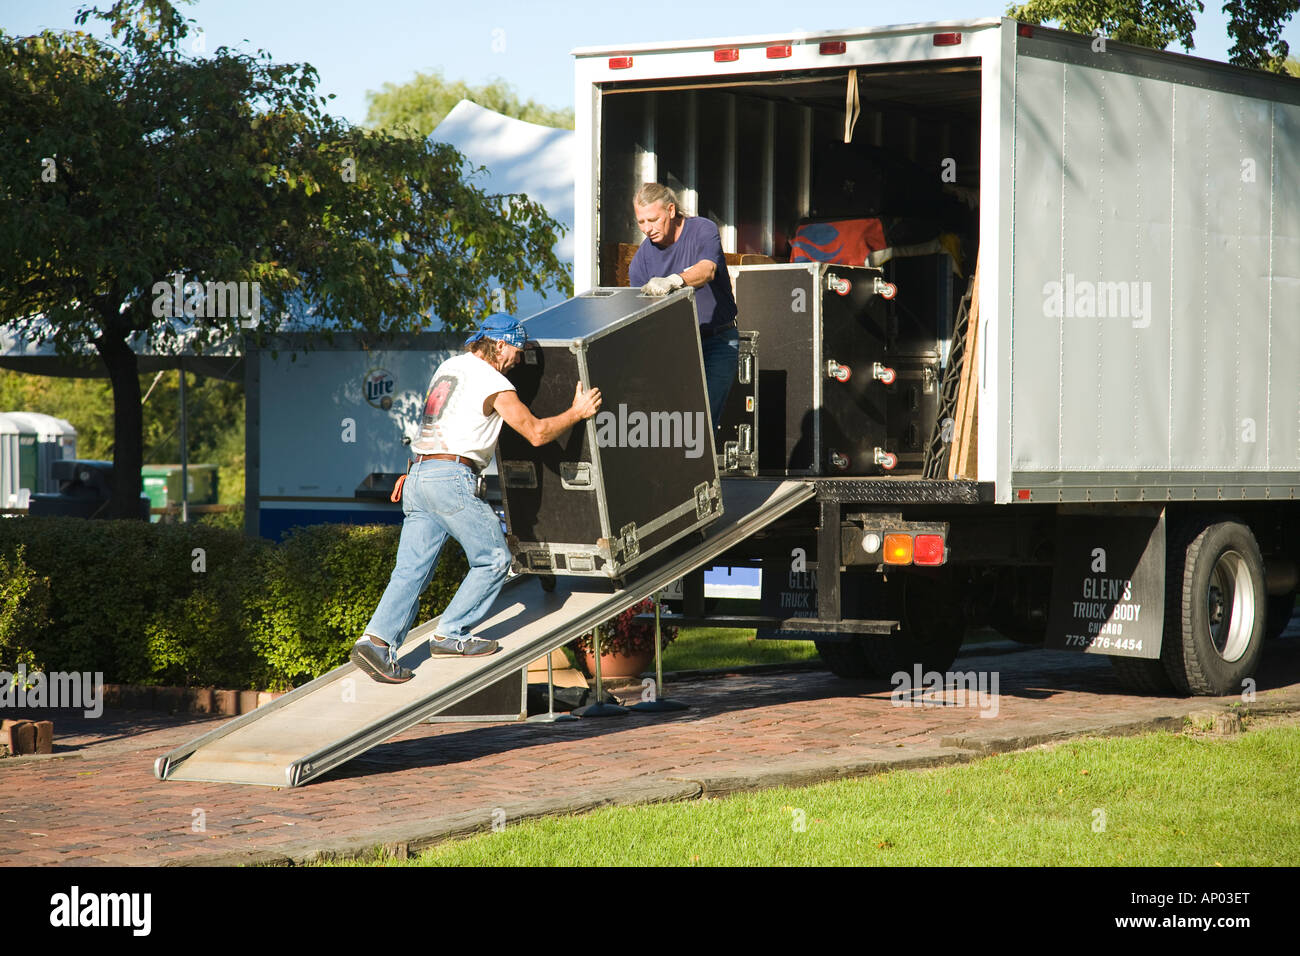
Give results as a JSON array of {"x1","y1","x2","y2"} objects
[
  {"x1": 677, "y1": 259, "x2": 717, "y2": 287},
  {"x1": 493, "y1": 382, "x2": 602, "y2": 447}
]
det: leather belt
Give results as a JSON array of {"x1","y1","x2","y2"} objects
[
  {"x1": 416, "y1": 453, "x2": 480, "y2": 471},
  {"x1": 699, "y1": 319, "x2": 737, "y2": 339}
]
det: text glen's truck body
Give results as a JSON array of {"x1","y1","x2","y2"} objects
[{"x1": 571, "y1": 17, "x2": 1300, "y2": 695}]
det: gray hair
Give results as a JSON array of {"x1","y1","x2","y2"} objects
[{"x1": 634, "y1": 182, "x2": 680, "y2": 213}]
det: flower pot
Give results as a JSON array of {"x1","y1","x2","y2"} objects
[{"x1": 581, "y1": 647, "x2": 654, "y2": 681}]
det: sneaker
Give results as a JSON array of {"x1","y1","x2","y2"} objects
[
  {"x1": 350, "y1": 640, "x2": 415, "y2": 684},
  {"x1": 429, "y1": 635, "x2": 500, "y2": 657}
]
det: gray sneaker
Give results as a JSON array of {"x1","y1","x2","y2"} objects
[
  {"x1": 350, "y1": 640, "x2": 415, "y2": 684},
  {"x1": 429, "y1": 635, "x2": 500, "y2": 657}
]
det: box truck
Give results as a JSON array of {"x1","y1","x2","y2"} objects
[{"x1": 570, "y1": 17, "x2": 1300, "y2": 696}]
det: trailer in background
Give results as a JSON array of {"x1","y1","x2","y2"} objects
[{"x1": 570, "y1": 18, "x2": 1300, "y2": 695}]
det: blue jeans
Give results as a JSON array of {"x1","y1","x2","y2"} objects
[
  {"x1": 701, "y1": 326, "x2": 740, "y2": 433},
  {"x1": 362, "y1": 459, "x2": 511, "y2": 662}
]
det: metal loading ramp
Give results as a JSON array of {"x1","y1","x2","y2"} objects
[{"x1": 155, "y1": 478, "x2": 815, "y2": 787}]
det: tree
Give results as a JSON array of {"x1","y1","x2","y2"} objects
[
  {"x1": 0, "y1": 1, "x2": 571, "y2": 519},
  {"x1": 1007, "y1": 0, "x2": 1298, "y2": 71},
  {"x1": 365, "y1": 70, "x2": 574, "y2": 137}
]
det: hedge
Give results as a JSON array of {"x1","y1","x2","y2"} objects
[{"x1": 0, "y1": 516, "x2": 467, "y2": 691}]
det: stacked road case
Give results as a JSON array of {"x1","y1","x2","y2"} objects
[{"x1": 734, "y1": 262, "x2": 942, "y2": 476}]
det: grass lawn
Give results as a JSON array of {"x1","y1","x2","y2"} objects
[
  {"x1": 658, "y1": 627, "x2": 822, "y2": 672},
  {"x1": 320, "y1": 722, "x2": 1300, "y2": 867}
]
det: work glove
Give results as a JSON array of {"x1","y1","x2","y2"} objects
[{"x1": 640, "y1": 274, "x2": 685, "y2": 296}]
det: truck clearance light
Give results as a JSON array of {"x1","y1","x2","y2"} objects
[
  {"x1": 766, "y1": 45, "x2": 792, "y2": 59},
  {"x1": 608, "y1": 57, "x2": 633, "y2": 69},
  {"x1": 1017, "y1": 24, "x2": 1034, "y2": 38},
  {"x1": 933, "y1": 32, "x2": 962, "y2": 46},
  {"x1": 819, "y1": 41, "x2": 846, "y2": 55},
  {"x1": 1017, "y1": 489, "x2": 1032, "y2": 501},
  {"x1": 913, "y1": 534, "x2": 946, "y2": 566},
  {"x1": 883, "y1": 533, "x2": 913, "y2": 565},
  {"x1": 714, "y1": 48, "x2": 740, "y2": 62}
]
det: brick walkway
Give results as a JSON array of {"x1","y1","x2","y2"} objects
[{"x1": 3, "y1": 637, "x2": 1299, "y2": 866}]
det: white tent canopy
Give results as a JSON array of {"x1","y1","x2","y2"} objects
[{"x1": 429, "y1": 99, "x2": 575, "y2": 321}]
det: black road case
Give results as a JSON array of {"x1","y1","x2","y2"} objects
[
  {"x1": 499, "y1": 287, "x2": 723, "y2": 580},
  {"x1": 734, "y1": 262, "x2": 940, "y2": 476},
  {"x1": 715, "y1": 330, "x2": 759, "y2": 477}
]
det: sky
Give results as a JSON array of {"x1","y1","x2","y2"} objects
[{"x1": 2, "y1": 0, "x2": 1297, "y2": 127}]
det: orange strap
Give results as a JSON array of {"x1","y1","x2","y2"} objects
[{"x1": 390, "y1": 473, "x2": 407, "y2": 503}]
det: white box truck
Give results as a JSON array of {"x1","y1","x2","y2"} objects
[{"x1": 571, "y1": 17, "x2": 1300, "y2": 695}]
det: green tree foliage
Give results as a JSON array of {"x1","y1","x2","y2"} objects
[
  {"x1": 0, "y1": 1, "x2": 571, "y2": 519},
  {"x1": 365, "y1": 69, "x2": 575, "y2": 136},
  {"x1": 1006, "y1": 0, "x2": 1298, "y2": 71}
]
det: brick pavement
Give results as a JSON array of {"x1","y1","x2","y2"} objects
[{"x1": 2, "y1": 637, "x2": 1298, "y2": 866}]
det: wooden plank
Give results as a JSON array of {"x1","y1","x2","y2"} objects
[{"x1": 948, "y1": 257, "x2": 981, "y2": 480}]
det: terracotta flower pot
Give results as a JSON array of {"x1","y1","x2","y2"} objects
[{"x1": 581, "y1": 647, "x2": 654, "y2": 681}]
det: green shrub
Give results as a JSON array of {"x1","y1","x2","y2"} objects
[
  {"x1": 252, "y1": 523, "x2": 467, "y2": 689},
  {"x1": 0, "y1": 516, "x2": 470, "y2": 690},
  {"x1": 0, "y1": 545, "x2": 51, "y2": 672}
]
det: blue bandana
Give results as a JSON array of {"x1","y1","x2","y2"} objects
[{"x1": 465, "y1": 312, "x2": 528, "y2": 349}]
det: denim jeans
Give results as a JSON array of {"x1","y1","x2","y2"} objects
[
  {"x1": 362, "y1": 459, "x2": 511, "y2": 662},
  {"x1": 701, "y1": 325, "x2": 740, "y2": 433}
]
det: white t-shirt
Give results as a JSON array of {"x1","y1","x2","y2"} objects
[{"x1": 411, "y1": 351, "x2": 516, "y2": 468}]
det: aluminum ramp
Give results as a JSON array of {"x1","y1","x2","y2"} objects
[{"x1": 154, "y1": 478, "x2": 815, "y2": 787}]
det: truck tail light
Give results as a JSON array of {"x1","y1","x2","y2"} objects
[
  {"x1": 1017, "y1": 24, "x2": 1034, "y2": 38},
  {"x1": 883, "y1": 533, "x2": 913, "y2": 565},
  {"x1": 608, "y1": 57, "x2": 633, "y2": 69},
  {"x1": 766, "y1": 45, "x2": 791, "y2": 59},
  {"x1": 819, "y1": 41, "x2": 846, "y2": 55},
  {"x1": 714, "y1": 48, "x2": 739, "y2": 62},
  {"x1": 933, "y1": 32, "x2": 962, "y2": 46},
  {"x1": 913, "y1": 534, "x2": 946, "y2": 566}
]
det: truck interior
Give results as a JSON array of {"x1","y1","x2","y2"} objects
[
  {"x1": 597, "y1": 58, "x2": 982, "y2": 281},
  {"x1": 596, "y1": 59, "x2": 984, "y2": 479}
]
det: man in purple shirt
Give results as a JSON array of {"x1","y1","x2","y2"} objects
[{"x1": 628, "y1": 183, "x2": 738, "y2": 431}]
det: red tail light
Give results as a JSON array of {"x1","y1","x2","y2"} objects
[
  {"x1": 766, "y1": 45, "x2": 792, "y2": 59},
  {"x1": 608, "y1": 56, "x2": 633, "y2": 69},
  {"x1": 913, "y1": 534, "x2": 946, "y2": 566},
  {"x1": 933, "y1": 32, "x2": 962, "y2": 46},
  {"x1": 819, "y1": 41, "x2": 846, "y2": 55},
  {"x1": 714, "y1": 48, "x2": 739, "y2": 62}
]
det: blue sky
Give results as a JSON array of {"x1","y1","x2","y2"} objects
[{"x1": 2, "y1": 1, "x2": 1295, "y2": 126}]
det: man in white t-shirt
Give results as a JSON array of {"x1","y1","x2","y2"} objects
[{"x1": 351, "y1": 313, "x2": 603, "y2": 684}]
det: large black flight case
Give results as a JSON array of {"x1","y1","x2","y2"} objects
[{"x1": 499, "y1": 287, "x2": 724, "y2": 581}]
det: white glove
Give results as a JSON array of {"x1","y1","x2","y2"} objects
[{"x1": 640, "y1": 274, "x2": 685, "y2": 296}]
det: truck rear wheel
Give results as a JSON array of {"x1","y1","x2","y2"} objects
[
  {"x1": 859, "y1": 571, "x2": 965, "y2": 678},
  {"x1": 814, "y1": 637, "x2": 875, "y2": 679},
  {"x1": 1162, "y1": 519, "x2": 1266, "y2": 696}
]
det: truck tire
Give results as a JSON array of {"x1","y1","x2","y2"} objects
[
  {"x1": 859, "y1": 571, "x2": 964, "y2": 678},
  {"x1": 1161, "y1": 519, "x2": 1266, "y2": 696},
  {"x1": 814, "y1": 638, "x2": 875, "y2": 679}
]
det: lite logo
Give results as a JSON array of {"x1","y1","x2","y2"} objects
[
  {"x1": 364, "y1": 368, "x2": 396, "y2": 410},
  {"x1": 49, "y1": 886, "x2": 151, "y2": 936}
]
